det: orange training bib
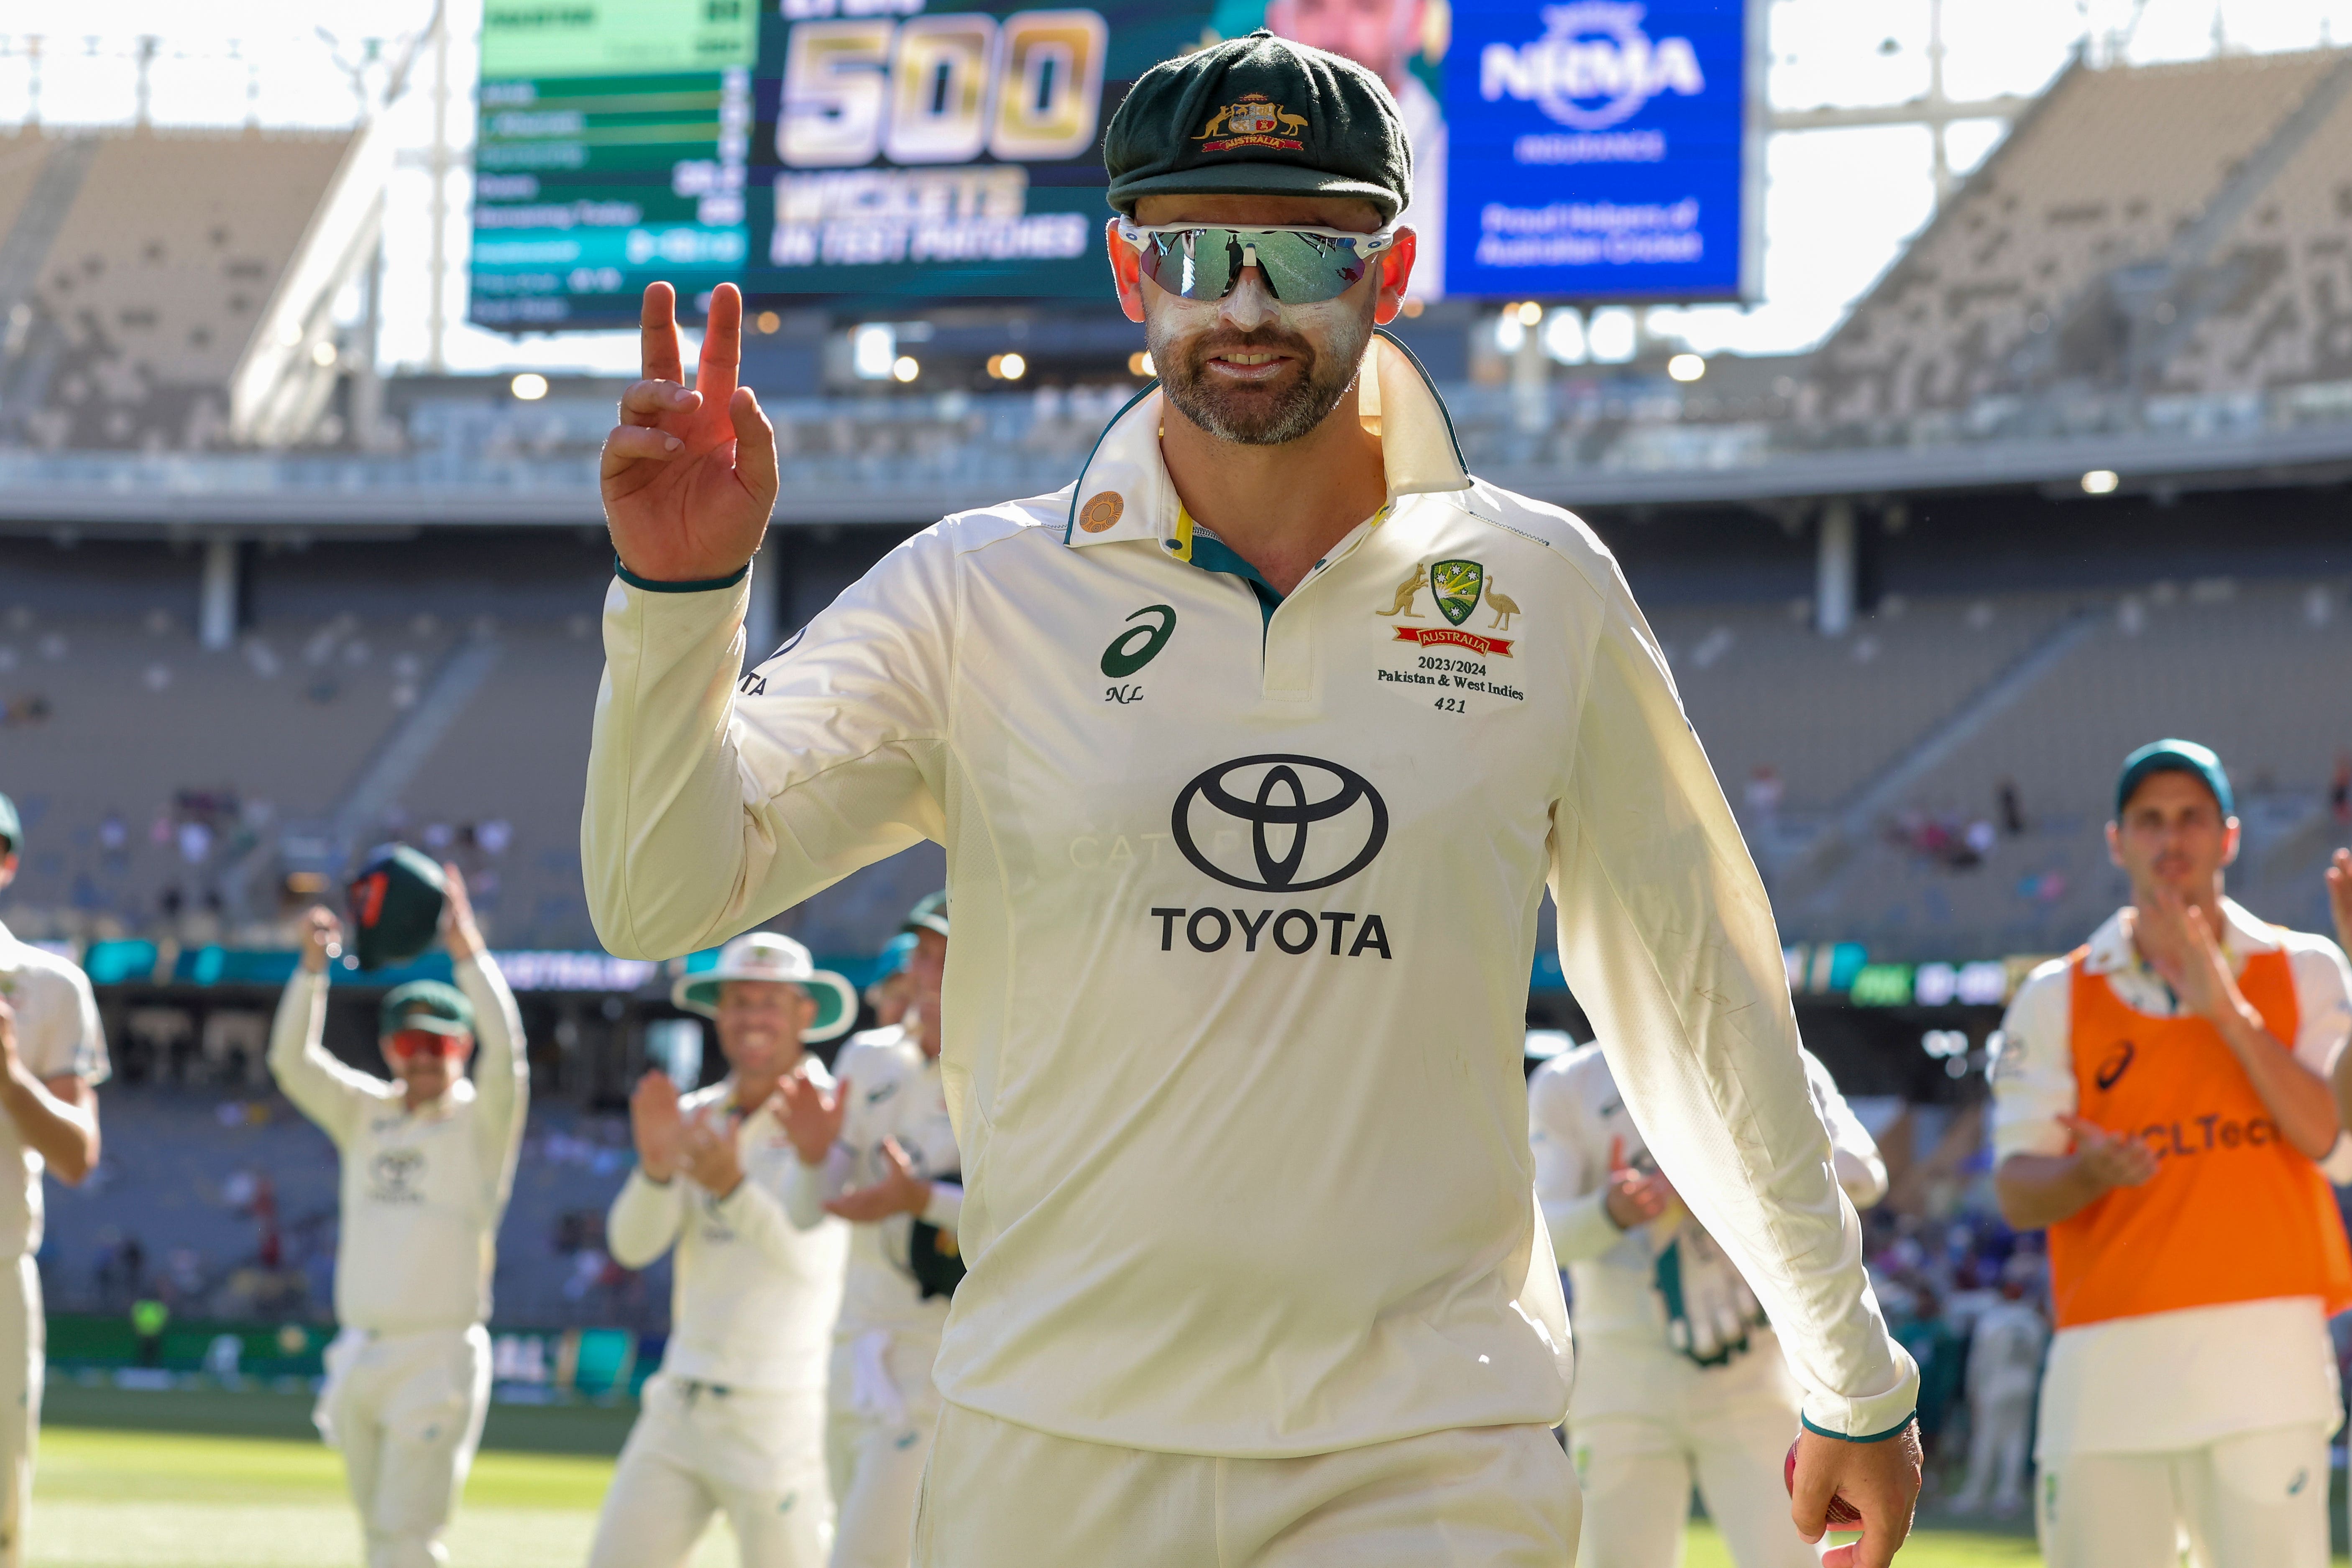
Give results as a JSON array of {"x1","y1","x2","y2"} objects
[{"x1": 2047, "y1": 944, "x2": 2352, "y2": 1330}]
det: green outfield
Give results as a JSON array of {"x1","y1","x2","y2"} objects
[{"x1": 16, "y1": 1400, "x2": 2346, "y2": 1568}]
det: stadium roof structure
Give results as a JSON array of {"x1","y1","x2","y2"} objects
[
  {"x1": 5, "y1": 48, "x2": 2352, "y2": 529},
  {"x1": 0, "y1": 124, "x2": 389, "y2": 458}
]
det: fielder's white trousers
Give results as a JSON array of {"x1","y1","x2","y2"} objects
[
  {"x1": 0, "y1": 1257, "x2": 43, "y2": 1568},
  {"x1": 825, "y1": 1329, "x2": 940, "y2": 1568},
  {"x1": 1951, "y1": 1389, "x2": 2034, "y2": 1516},
  {"x1": 2038, "y1": 1423, "x2": 2332, "y2": 1568},
  {"x1": 314, "y1": 1325, "x2": 491, "y2": 1568},
  {"x1": 1569, "y1": 1337, "x2": 1813, "y2": 1568},
  {"x1": 587, "y1": 1372, "x2": 831, "y2": 1568},
  {"x1": 913, "y1": 1402, "x2": 1578, "y2": 1568}
]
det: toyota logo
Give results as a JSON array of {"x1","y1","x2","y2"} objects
[{"x1": 1171, "y1": 755, "x2": 1389, "y2": 892}]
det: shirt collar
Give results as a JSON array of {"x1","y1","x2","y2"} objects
[
  {"x1": 1060, "y1": 329, "x2": 1470, "y2": 553},
  {"x1": 2083, "y1": 898, "x2": 2280, "y2": 976}
]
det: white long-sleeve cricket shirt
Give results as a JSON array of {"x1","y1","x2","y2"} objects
[
  {"x1": 1531, "y1": 1039, "x2": 1887, "y2": 1416},
  {"x1": 608, "y1": 1076, "x2": 849, "y2": 1394},
  {"x1": 269, "y1": 957, "x2": 528, "y2": 1334},
  {"x1": 0, "y1": 919, "x2": 108, "y2": 1258},
  {"x1": 582, "y1": 333, "x2": 1920, "y2": 1456},
  {"x1": 781, "y1": 1024, "x2": 962, "y2": 1344}
]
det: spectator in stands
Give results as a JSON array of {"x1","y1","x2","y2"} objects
[
  {"x1": 1744, "y1": 764, "x2": 1784, "y2": 831},
  {"x1": 0, "y1": 788, "x2": 109, "y2": 1568},
  {"x1": 2332, "y1": 756, "x2": 2351, "y2": 827},
  {"x1": 1999, "y1": 780, "x2": 2027, "y2": 836},
  {"x1": 1991, "y1": 740, "x2": 2352, "y2": 1568},
  {"x1": 271, "y1": 875, "x2": 527, "y2": 1568}
]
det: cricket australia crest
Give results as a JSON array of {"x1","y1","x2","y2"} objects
[
  {"x1": 1195, "y1": 93, "x2": 1308, "y2": 153},
  {"x1": 1431, "y1": 560, "x2": 1485, "y2": 626}
]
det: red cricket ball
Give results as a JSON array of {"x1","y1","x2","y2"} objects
[{"x1": 1784, "y1": 1440, "x2": 1866, "y2": 1527}]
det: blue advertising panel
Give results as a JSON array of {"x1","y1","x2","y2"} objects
[{"x1": 1444, "y1": 0, "x2": 1757, "y2": 302}]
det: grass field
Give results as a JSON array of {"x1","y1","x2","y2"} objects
[
  {"x1": 19, "y1": 1419, "x2": 2347, "y2": 1567},
  {"x1": 15, "y1": 1420, "x2": 2043, "y2": 1568}
]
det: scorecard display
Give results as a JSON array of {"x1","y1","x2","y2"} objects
[
  {"x1": 467, "y1": 0, "x2": 1760, "y2": 325},
  {"x1": 470, "y1": 0, "x2": 760, "y2": 327}
]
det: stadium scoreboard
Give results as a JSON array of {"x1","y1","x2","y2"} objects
[{"x1": 469, "y1": 0, "x2": 1758, "y2": 326}]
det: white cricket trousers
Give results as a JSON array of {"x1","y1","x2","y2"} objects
[
  {"x1": 315, "y1": 1325, "x2": 491, "y2": 1568},
  {"x1": 587, "y1": 1372, "x2": 831, "y2": 1568},
  {"x1": 2038, "y1": 1423, "x2": 2332, "y2": 1568},
  {"x1": 1568, "y1": 1337, "x2": 1813, "y2": 1568},
  {"x1": 913, "y1": 1402, "x2": 1578, "y2": 1568},
  {"x1": 1952, "y1": 1389, "x2": 2033, "y2": 1514},
  {"x1": 0, "y1": 1257, "x2": 43, "y2": 1568},
  {"x1": 825, "y1": 1328, "x2": 941, "y2": 1568}
]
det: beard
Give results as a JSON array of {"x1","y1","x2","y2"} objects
[{"x1": 1149, "y1": 302, "x2": 1373, "y2": 447}]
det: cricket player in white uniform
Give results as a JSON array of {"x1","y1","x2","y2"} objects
[
  {"x1": 0, "y1": 793, "x2": 105, "y2": 1568},
  {"x1": 1533, "y1": 1040, "x2": 1887, "y2": 1568},
  {"x1": 582, "y1": 31, "x2": 1923, "y2": 1567},
  {"x1": 777, "y1": 892, "x2": 960, "y2": 1568},
  {"x1": 271, "y1": 879, "x2": 527, "y2": 1568},
  {"x1": 1948, "y1": 1274, "x2": 2045, "y2": 1518},
  {"x1": 587, "y1": 931, "x2": 854, "y2": 1568}
]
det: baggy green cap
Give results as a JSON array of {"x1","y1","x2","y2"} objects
[
  {"x1": 1104, "y1": 31, "x2": 1411, "y2": 222},
  {"x1": 0, "y1": 793, "x2": 18, "y2": 854},
  {"x1": 379, "y1": 980, "x2": 474, "y2": 1039},
  {"x1": 2116, "y1": 738, "x2": 2235, "y2": 820}
]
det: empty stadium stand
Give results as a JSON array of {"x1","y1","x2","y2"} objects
[{"x1": 0, "y1": 125, "x2": 378, "y2": 454}]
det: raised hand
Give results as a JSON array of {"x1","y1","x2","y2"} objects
[
  {"x1": 2135, "y1": 889, "x2": 2238, "y2": 1022},
  {"x1": 679, "y1": 1107, "x2": 745, "y2": 1198},
  {"x1": 2061, "y1": 1113, "x2": 2160, "y2": 1191},
  {"x1": 601, "y1": 281, "x2": 779, "y2": 583},
  {"x1": 630, "y1": 1070, "x2": 688, "y2": 1183},
  {"x1": 824, "y1": 1136, "x2": 933, "y2": 1223},
  {"x1": 1602, "y1": 1133, "x2": 1675, "y2": 1230},
  {"x1": 300, "y1": 907, "x2": 344, "y2": 974},
  {"x1": 776, "y1": 1063, "x2": 851, "y2": 1166},
  {"x1": 438, "y1": 863, "x2": 483, "y2": 963}
]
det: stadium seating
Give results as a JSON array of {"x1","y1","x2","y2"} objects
[
  {"x1": 1807, "y1": 49, "x2": 2350, "y2": 424},
  {"x1": 0, "y1": 126, "x2": 358, "y2": 453},
  {"x1": 40, "y1": 1083, "x2": 656, "y2": 1331}
]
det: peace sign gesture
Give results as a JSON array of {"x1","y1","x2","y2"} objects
[{"x1": 601, "y1": 281, "x2": 779, "y2": 584}]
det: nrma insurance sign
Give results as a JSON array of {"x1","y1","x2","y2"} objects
[{"x1": 1445, "y1": 0, "x2": 1756, "y2": 301}]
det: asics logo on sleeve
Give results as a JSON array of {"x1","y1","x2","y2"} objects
[{"x1": 1172, "y1": 755, "x2": 1388, "y2": 893}]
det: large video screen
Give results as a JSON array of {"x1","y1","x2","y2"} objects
[{"x1": 469, "y1": 0, "x2": 1756, "y2": 325}]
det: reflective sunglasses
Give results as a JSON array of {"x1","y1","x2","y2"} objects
[
  {"x1": 1118, "y1": 222, "x2": 1396, "y2": 304},
  {"x1": 386, "y1": 1029, "x2": 469, "y2": 1061}
]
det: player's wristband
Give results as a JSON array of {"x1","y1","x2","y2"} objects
[{"x1": 614, "y1": 556, "x2": 750, "y2": 593}]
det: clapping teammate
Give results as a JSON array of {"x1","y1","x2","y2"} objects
[
  {"x1": 587, "y1": 931, "x2": 855, "y2": 1568},
  {"x1": 0, "y1": 793, "x2": 105, "y2": 1568},
  {"x1": 1992, "y1": 741, "x2": 2352, "y2": 1568},
  {"x1": 1532, "y1": 1040, "x2": 1887, "y2": 1568},
  {"x1": 778, "y1": 893, "x2": 960, "y2": 1568},
  {"x1": 271, "y1": 873, "x2": 526, "y2": 1568}
]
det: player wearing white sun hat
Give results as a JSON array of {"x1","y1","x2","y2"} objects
[
  {"x1": 778, "y1": 892, "x2": 960, "y2": 1568},
  {"x1": 586, "y1": 931, "x2": 854, "y2": 1568}
]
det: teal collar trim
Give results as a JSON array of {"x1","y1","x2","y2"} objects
[{"x1": 1180, "y1": 529, "x2": 1283, "y2": 627}]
